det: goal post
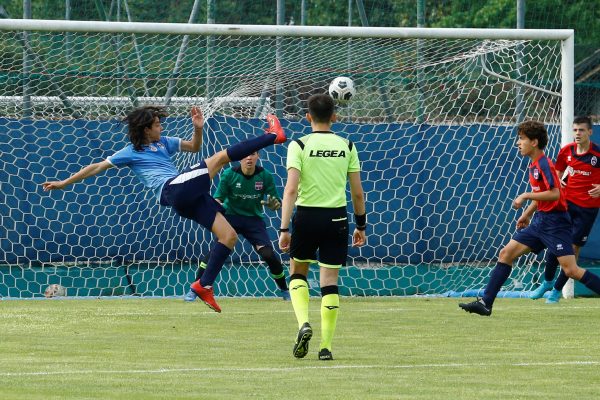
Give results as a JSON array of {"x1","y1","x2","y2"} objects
[{"x1": 0, "y1": 19, "x2": 575, "y2": 298}]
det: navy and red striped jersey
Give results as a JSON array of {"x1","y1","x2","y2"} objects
[
  {"x1": 529, "y1": 153, "x2": 567, "y2": 212},
  {"x1": 555, "y1": 142, "x2": 600, "y2": 209}
]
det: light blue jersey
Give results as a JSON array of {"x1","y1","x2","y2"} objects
[{"x1": 106, "y1": 136, "x2": 182, "y2": 201}]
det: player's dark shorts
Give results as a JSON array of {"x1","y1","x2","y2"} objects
[
  {"x1": 224, "y1": 214, "x2": 271, "y2": 248},
  {"x1": 567, "y1": 201, "x2": 599, "y2": 247},
  {"x1": 159, "y1": 160, "x2": 225, "y2": 230},
  {"x1": 513, "y1": 211, "x2": 574, "y2": 257},
  {"x1": 290, "y1": 206, "x2": 349, "y2": 268}
]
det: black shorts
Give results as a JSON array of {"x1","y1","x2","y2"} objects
[
  {"x1": 160, "y1": 160, "x2": 225, "y2": 230},
  {"x1": 567, "y1": 201, "x2": 599, "y2": 247},
  {"x1": 225, "y1": 214, "x2": 271, "y2": 248},
  {"x1": 290, "y1": 206, "x2": 349, "y2": 268}
]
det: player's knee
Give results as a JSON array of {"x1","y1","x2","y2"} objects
[
  {"x1": 562, "y1": 264, "x2": 582, "y2": 279},
  {"x1": 220, "y1": 230, "x2": 238, "y2": 248},
  {"x1": 498, "y1": 247, "x2": 515, "y2": 264}
]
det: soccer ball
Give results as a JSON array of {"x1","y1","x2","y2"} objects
[
  {"x1": 328, "y1": 76, "x2": 356, "y2": 103},
  {"x1": 44, "y1": 284, "x2": 66, "y2": 298}
]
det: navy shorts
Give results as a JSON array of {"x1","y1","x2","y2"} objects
[
  {"x1": 567, "y1": 201, "x2": 599, "y2": 247},
  {"x1": 290, "y1": 206, "x2": 349, "y2": 268},
  {"x1": 513, "y1": 211, "x2": 574, "y2": 257},
  {"x1": 224, "y1": 214, "x2": 271, "y2": 248},
  {"x1": 160, "y1": 160, "x2": 225, "y2": 230}
]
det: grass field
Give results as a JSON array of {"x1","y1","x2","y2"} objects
[{"x1": 1, "y1": 297, "x2": 600, "y2": 399}]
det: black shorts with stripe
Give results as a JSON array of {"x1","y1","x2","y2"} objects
[
  {"x1": 290, "y1": 206, "x2": 349, "y2": 267},
  {"x1": 160, "y1": 160, "x2": 225, "y2": 230}
]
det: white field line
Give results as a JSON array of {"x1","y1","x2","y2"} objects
[{"x1": 1, "y1": 360, "x2": 599, "y2": 378}]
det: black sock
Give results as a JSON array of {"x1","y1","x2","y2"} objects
[
  {"x1": 226, "y1": 134, "x2": 275, "y2": 161},
  {"x1": 554, "y1": 270, "x2": 569, "y2": 291},
  {"x1": 482, "y1": 262, "x2": 512, "y2": 308},
  {"x1": 544, "y1": 253, "x2": 559, "y2": 282},
  {"x1": 199, "y1": 242, "x2": 231, "y2": 287},
  {"x1": 257, "y1": 246, "x2": 288, "y2": 291},
  {"x1": 580, "y1": 270, "x2": 600, "y2": 295}
]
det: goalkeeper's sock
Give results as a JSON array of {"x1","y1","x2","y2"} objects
[
  {"x1": 482, "y1": 262, "x2": 512, "y2": 308},
  {"x1": 289, "y1": 274, "x2": 310, "y2": 328},
  {"x1": 199, "y1": 242, "x2": 231, "y2": 287},
  {"x1": 226, "y1": 135, "x2": 275, "y2": 162},
  {"x1": 319, "y1": 286, "x2": 339, "y2": 351},
  {"x1": 257, "y1": 246, "x2": 288, "y2": 291}
]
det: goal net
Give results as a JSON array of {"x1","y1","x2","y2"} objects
[{"x1": 0, "y1": 20, "x2": 573, "y2": 298}]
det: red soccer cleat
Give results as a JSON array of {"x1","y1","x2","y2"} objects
[
  {"x1": 265, "y1": 114, "x2": 287, "y2": 144},
  {"x1": 190, "y1": 280, "x2": 222, "y2": 313}
]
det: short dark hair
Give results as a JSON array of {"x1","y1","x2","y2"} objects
[
  {"x1": 573, "y1": 116, "x2": 592, "y2": 130},
  {"x1": 307, "y1": 94, "x2": 335, "y2": 123},
  {"x1": 518, "y1": 120, "x2": 548, "y2": 150},
  {"x1": 123, "y1": 106, "x2": 168, "y2": 151}
]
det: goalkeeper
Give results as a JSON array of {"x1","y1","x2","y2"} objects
[{"x1": 184, "y1": 151, "x2": 290, "y2": 301}]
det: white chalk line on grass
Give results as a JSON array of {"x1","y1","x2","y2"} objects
[{"x1": 1, "y1": 360, "x2": 599, "y2": 378}]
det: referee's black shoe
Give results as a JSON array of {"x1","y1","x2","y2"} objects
[
  {"x1": 318, "y1": 348, "x2": 333, "y2": 361},
  {"x1": 459, "y1": 298, "x2": 492, "y2": 316},
  {"x1": 293, "y1": 322, "x2": 313, "y2": 358}
]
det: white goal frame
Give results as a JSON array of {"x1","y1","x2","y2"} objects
[
  {"x1": 0, "y1": 19, "x2": 576, "y2": 298},
  {"x1": 0, "y1": 18, "x2": 575, "y2": 140}
]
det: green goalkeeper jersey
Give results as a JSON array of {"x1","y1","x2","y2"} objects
[{"x1": 214, "y1": 165, "x2": 280, "y2": 218}]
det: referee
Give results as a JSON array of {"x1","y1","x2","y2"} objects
[{"x1": 278, "y1": 93, "x2": 367, "y2": 361}]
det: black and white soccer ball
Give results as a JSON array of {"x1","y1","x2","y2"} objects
[{"x1": 328, "y1": 76, "x2": 356, "y2": 104}]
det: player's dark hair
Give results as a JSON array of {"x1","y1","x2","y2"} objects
[
  {"x1": 518, "y1": 120, "x2": 548, "y2": 150},
  {"x1": 307, "y1": 93, "x2": 335, "y2": 123},
  {"x1": 573, "y1": 116, "x2": 592, "y2": 130},
  {"x1": 123, "y1": 106, "x2": 168, "y2": 151}
]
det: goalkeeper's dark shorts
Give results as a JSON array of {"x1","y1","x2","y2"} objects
[
  {"x1": 290, "y1": 206, "x2": 349, "y2": 268},
  {"x1": 224, "y1": 214, "x2": 271, "y2": 248}
]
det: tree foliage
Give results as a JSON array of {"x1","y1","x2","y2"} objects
[{"x1": 1, "y1": 0, "x2": 598, "y2": 58}]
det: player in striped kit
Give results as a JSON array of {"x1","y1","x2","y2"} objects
[
  {"x1": 459, "y1": 120, "x2": 600, "y2": 316},
  {"x1": 529, "y1": 116, "x2": 600, "y2": 303}
]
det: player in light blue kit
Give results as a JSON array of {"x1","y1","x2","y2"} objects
[{"x1": 42, "y1": 106, "x2": 287, "y2": 312}]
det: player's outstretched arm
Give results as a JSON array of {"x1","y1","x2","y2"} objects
[
  {"x1": 181, "y1": 106, "x2": 204, "y2": 153},
  {"x1": 42, "y1": 160, "x2": 113, "y2": 191},
  {"x1": 349, "y1": 171, "x2": 366, "y2": 247}
]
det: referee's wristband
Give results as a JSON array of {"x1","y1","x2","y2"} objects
[
  {"x1": 279, "y1": 228, "x2": 290, "y2": 233},
  {"x1": 355, "y1": 213, "x2": 366, "y2": 231}
]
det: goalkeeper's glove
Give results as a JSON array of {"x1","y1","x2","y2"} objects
[{"x1": 261, "y1": 195, "x2": 281, "y2": 211}]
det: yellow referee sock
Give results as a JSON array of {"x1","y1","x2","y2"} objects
[
  {"x1": 289, "y1": 276, "x2": 310, "y2": 329},
  {"x1": 320, "y1": 286, "x2": 340, "y2": 351}
]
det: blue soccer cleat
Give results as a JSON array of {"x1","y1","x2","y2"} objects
[
  {"x1": 529, "y1": 280, "x2": 554, "y2": 300},
  {"x1": 546, "y1": 289, "x2": 561, "y2": 304},
  {"x1": 183, "y1": 289, "x2": 197, "y2": 302},
  {"x1": 280, "y1": 290, "x2": 291, "y2": 301}
]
